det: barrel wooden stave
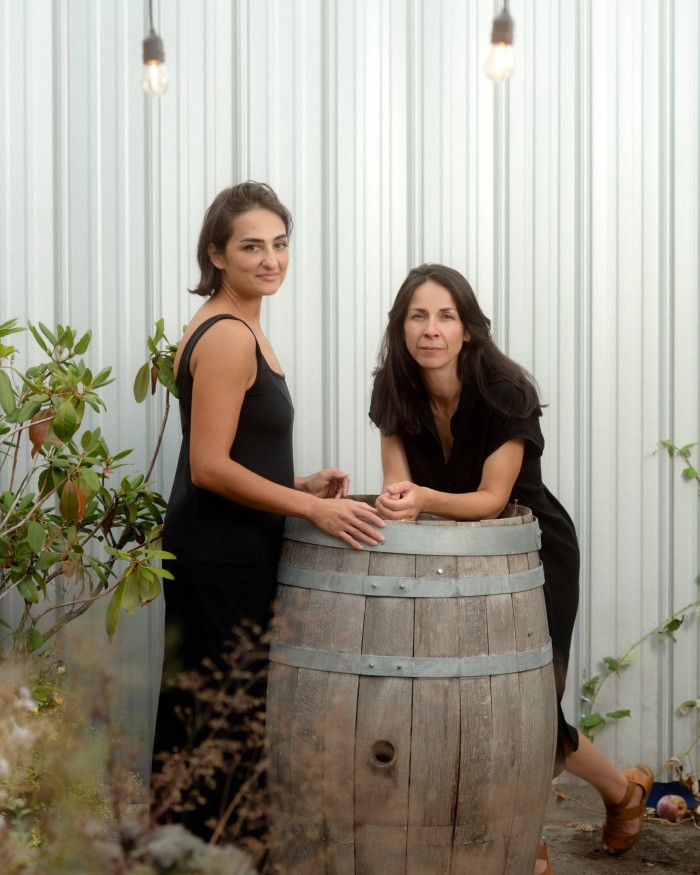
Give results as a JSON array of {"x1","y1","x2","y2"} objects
[{"x1": 267, "y1": 507, "x2": 556, "y2": 875}]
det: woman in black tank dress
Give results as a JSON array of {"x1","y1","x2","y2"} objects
[
  {"x1": 151, "y1": 182, "x2": 385, "y2": 843},
  {"x1": 369, "y1": 265, "x2": 652, "y2": 873}
]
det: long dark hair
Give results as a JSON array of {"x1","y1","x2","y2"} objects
[
  {"x1": 369, "y1": 264, "x2": 542, "y2": 435},
  {"x1": 189, "y1": 181, "x2": 293, "y2": 297}
]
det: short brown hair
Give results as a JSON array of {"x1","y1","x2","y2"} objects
[{"x1": 189, "y1": 181, "x2": 293, "y2": 297}]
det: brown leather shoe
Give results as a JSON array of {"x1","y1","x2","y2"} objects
[
  {"x1": 534, "y1": 837, "x2": 553, "y2": 874},
  {"x1": 602, "y1": 764, "x2": 654, "y2": 855}
]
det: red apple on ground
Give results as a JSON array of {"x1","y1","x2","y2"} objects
[{"x1": 656, "y1": 794, "x2": 688, "y2": 822}]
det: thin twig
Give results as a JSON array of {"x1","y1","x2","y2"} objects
[{"x1": 145, "y1": 390, "x2": 171, "y2": 483}]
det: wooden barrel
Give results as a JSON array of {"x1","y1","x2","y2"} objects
[{"x1": 266, "y1": 504, "x2": 557, "y2": 875}]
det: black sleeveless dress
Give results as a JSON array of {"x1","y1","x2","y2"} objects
[{"x1": 151, "y1": 314, "x2": 295, "y2": 839}]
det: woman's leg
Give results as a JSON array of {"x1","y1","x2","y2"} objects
[
  {"x1": 563, "y1": 734, "x2": 629, "y2": 802},
  {"x1": 534, "y1": 736, "x2": 651, "y2": 873},
  {"x1": 564, "y1": 734, "x2": 652, "y2": 852}
]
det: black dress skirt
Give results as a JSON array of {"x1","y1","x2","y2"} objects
[{"x1": 151, "y1": 314, "x2": 295, "y2": 839}]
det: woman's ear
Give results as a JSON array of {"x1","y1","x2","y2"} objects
[
  {"x1": 463, "y1": 329, "x2": 471, "y2": 343},
  {"x1": 208, "y1": 244, "x2": 223, "y2": 269}
]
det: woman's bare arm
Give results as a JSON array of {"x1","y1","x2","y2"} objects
[{"x1": 376, "y1": 437, "x2": 525, "y2": 521}]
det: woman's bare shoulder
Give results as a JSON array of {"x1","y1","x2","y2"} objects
[{"x1": 175, "y1": 310, "x2": 256, "y2": 379}]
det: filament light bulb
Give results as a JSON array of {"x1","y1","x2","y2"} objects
[
  {"x1": 484, "y1": 43, "x2": 515, "y2": 83},
  {"x1": 484, "y1": 3, "x2": 515, "y2": 84},
  {"x1": 142, "y1": 29, "x2": 169, "y2": 97}
]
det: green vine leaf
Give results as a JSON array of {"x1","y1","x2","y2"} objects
[
  {"x1": 679, "y1": 700, "x2": 699, "y2": 716},
  {"x1": 582, "y1": 675, "x2": 599, "y2": 698},
  {"x1": 657, "y1": 616, "x2": 684, "y2": 643},
  {"x1": 606, "y1": 709, "x2": 631, "y2": 721}
]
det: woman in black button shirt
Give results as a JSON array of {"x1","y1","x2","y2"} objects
[{"x1": 369, "y1": 264, "x2": 652, "y2": 872}]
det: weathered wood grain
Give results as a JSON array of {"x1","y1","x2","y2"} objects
[{"x1": 268, "y1": 506, "x2": 556, "y2": 874}]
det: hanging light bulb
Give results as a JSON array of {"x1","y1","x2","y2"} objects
[
  {"x1": 484, "y1": 1, "x2": 515, "y2": 84},
  {"x1": 142, "y1": 1, "x2": 169, "y2": 97}
]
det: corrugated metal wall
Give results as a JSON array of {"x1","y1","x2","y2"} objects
[{"x1": 1, "y1": 0, "x2": 698, "y2": 782}]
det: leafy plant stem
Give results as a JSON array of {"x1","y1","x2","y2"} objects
[
  {"x1": 144, "y1": 388, "x2": 171, "y2": 483},
  {"x1": 586, "y1": 596, "x2": 700, "y2": 719}
]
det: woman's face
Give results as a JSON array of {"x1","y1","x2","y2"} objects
[
  {"x1": 209, "y1": 207, "x2": 289, "y2": 299},
  {"x1": 402, "y1": 281, "x2": 469, "y2": 374}
]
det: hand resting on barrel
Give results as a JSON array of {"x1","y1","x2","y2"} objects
[{"x1": 307, "y1": 496, "x2": 385, "y2": 550}]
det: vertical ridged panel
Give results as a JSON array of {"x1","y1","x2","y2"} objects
[{"x1": 0, "y1": 0, "x2": 697, "y2": 781}]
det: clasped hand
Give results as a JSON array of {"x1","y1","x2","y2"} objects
[{"x1": 374, "y1": 481, "x2": 424, "y2": 520}]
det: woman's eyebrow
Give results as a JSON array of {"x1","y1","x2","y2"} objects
[{"x1": 238, "y1": 233, "x2": 289, "y2": 243}]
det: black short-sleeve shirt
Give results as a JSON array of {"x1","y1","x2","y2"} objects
[{"x1": 402, "y1": 380, "x2": 546, "y2": 511}]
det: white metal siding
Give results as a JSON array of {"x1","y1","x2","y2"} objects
[{"x1": 1, "y1": 0, "x2": 698, "y2": 781}]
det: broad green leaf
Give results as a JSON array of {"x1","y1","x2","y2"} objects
[
  {"x1": 35, "y1": 551, "x2": 63, "y2": 571},
  {"x1": 17, "y1": 577, "x2": 40, "y2": 604},
  {"x1": 38, "y1": 322, "x2": 57, "y2": 345},
  {"x1": 74, "y1": 330, "x2": 92, "y2": 355},
  {"x1": 105, "y1": 579, "x2": 126, "y2": 641},
  {"x1": 27, "y1": 520, "x2": 46, "y2": 553},
  {"x1": 144, "y1": 565, "x2": 174, "y2": 579},
  {"x1": 681, "y1": 466, "x2": 698, "y2": 481},
  {"x1": 121, "y1": 572, "x2": 142, "y2": 615},
  {"x1": 7, "y1": 397, "x2": 42, "y2": 424},
  {"x1": 74, "y1": 399, "x2": 86, "y2": 428},
  {"x1": 133, "y1": 362, "x2": 150, "y2": 403},
  {"x1": 52, "y1": 400, "x2": 78, "y2": 441},
  {"x1": 0, "y1": 317, "x2": 22, "y2": 334},
  {"x1": 0, "y1": 369, "x2": 15, "y2": 415},
  {"x1": 143, "y1": 549, "x2": 177, "y2": 560},
  {"x1": 28, "y1": 629, "x2": 44, "y2": 652},
  {"x1": 32, "y1": 571, "x2": 47, "y2": 598},
  {"x1": 157, "y1": 356, "x2": 178, "y2": 396},
  {"x1": 139, "y1": 573, "x2": 161, "y2": 604},
  {"x1": 28, "y1": 322, "x2": 50, "y2": 353},
  {"x1": 91, "y1": 367, "x2": 112, "y2": 388},
  {"x1": 79, "y1": 469, "x2": 102, "y2": 497}
]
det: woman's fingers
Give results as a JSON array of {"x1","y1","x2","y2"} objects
[{"x1": 312, "y1": 499, "x2": 385, "y2": 550}]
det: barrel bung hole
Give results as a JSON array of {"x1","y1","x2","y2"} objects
[{"x1": 371, "y1": 739, "x2": 396, "y2": 766}]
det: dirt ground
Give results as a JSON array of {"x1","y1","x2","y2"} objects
[{"x1": 543, "y1": 784, "x2": 699, "y2": 874}]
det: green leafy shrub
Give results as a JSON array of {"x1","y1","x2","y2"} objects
[{"x1": 0, "y1": 318, "x2": 174, "y2": 652}]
